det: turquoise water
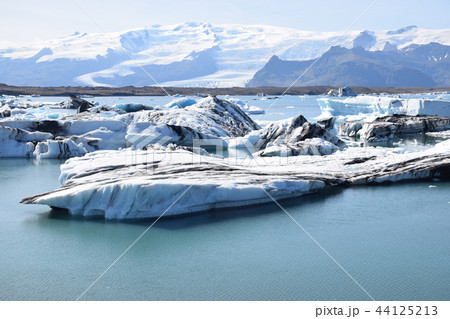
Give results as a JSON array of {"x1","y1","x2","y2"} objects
[
  {"x1": 1, "y1": 94, "x2": 449, "y2": 300},
  {"x1": 0, "y1": 159, "x2": 449, "y2": 301}
]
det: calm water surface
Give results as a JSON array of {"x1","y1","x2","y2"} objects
[{"x1": 0, "y1": 159, "x2": 449, "y2": 300}]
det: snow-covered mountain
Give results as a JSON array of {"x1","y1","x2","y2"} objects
[{"x1": 1, "y1": 23, "x2": 449, "y2": 87}]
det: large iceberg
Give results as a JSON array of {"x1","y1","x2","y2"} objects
[
  {"x1": 132, "y1": 96, "x2": 259, "y2": 137},
  {"x1": 21, "y1": 140, "x2": 450, "y2": 219},
  {"x1": 126, "y1": 96, "x2": 260, "y2": 149}
]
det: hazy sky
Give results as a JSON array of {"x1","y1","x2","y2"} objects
[{"x1": 1, "y1": 0, "x2": 449, "y2": 45}]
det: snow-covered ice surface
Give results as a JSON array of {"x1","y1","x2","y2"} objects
[{"x1": 21, "y1": 140, "x2": 450, "y2": 219}]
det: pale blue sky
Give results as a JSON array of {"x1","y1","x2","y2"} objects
[{"x1": 1, "y1": 0, "x2": 449, "y2": 44}]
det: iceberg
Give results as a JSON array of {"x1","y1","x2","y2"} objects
[
  {"x1": 0, "y1": 126, "x2": 42, "y2": 157},
  {"x1": 112, "y1": 103, "x2": 153, "y2": 113},
  {"x1": 0, "y1": 115, "x2": 128, "y2": 158},
  {"x1": 340, "y1": 115, "x2": 450, "y2": 141},
  {"x1": 58, "y1": 95, "x2": 95, "y2": 112},
  {"x1": 21, "y1": 140, "x2": 450, "y2": 219},
  {"x1": 317, "y1": 96, "x2": 450, "y2": 118},
  {"x1": 229, "y1": 115, "x2": 346, "y2": 156},
  {"x1": 326, "y1": 87, "x2": 357, "y2": 97},
  {"x1": 255, "y1": 138, "x2": 340, "y2": 157},
  {"x1": 129, "y1": 96, "x2": 260, "y2": 146},
  {"x1": 242, "y1": 105, "x2": 265, "y2": 115},
  {"x1": 34, "y1": 139, "x2": 89, "y2": 159}
]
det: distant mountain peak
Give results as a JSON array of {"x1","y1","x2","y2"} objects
[
  {"x1": 353, "y1": 30, "x2": 376, "y2": 50},
  {"x1": 268, "y1": 55, "x2": 281, "y2": 62}
]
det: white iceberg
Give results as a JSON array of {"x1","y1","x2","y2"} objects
[
  {"x1": 34, "y1": 139, "x2": 89, "y2": 159},
  {"x1": 128, "y1": 96, "x2": 260, "y2": 147},
  {"x1": 0, "y1": 126, "x2": 42, "y2": 157},
  {"x1": 317, "y1": 95, "x2": 450, "y2": 119},
  {"x1": 21, "y1": 140, "x2": 450, "y2": 219}
]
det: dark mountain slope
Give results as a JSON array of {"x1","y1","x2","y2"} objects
[{"x1": 247, "y1": 43, "x2": 450, "y2": 87}]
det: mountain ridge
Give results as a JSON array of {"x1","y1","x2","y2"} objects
[
  {"x1": 247, "y1": 42, "x2": 450, "y2": 87},
  {"x1": 1, "y1": 23, "x2": 449, "y2": 87}
]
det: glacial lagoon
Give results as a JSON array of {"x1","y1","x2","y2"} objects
[{"x1": 0, "y1": 95, "x2": 449, "y2": 300}]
